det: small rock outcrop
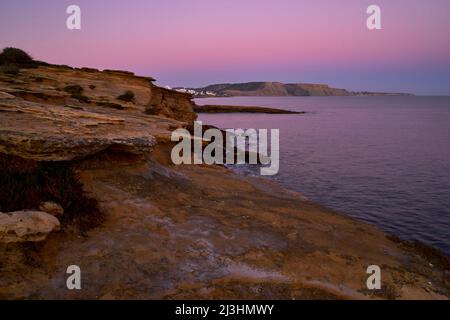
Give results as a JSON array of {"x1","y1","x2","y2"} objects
[
  {"x1": 147, "y1": 86, "x2": 197, "y2": 122},
  {"x1": 0, "y1": 211, "x2": 60, "y2": 243},
  {"x1": 39, "y1": 202, "x2": 64, "y2": 217}
]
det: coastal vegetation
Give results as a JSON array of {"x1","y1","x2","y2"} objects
[
  {"x1": 63, "y1": 84, "x2": 91, "y2": 103},
  {"x1": 0, "y1": 64, "x2": 20, "y2": 75},
  {"x1": 0, "y1": 47, "x2": 35, "y2": 75},
  {"x1": 117, "y1": 90, "x2": 135, "y2": 102},
  {"x1": 0, "y1": 47, "x2": 34, "y2": 68},
  {"x1": 0, "y1": 153, "x2": 101, "y2": 231}
]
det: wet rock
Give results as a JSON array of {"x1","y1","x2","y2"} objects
[{"x1": 0, "y1": 211, "x2": 60, "y2": 243}]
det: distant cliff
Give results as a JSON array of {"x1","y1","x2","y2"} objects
[{"x1": 190, "y1": 82, "x2": 412, "y2": 97}]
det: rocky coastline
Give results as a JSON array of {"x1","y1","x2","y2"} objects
[{"x1": 0, "y1": 59, "x2": 448, "y2": 300}]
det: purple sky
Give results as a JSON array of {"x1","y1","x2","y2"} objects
[{"x1": 1, "y1": 0, "x2": 450, "y2": 94}]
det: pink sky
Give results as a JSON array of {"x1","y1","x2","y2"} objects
[{"x1": 1, "y1": 0, "x2": 450, "y2": 94}]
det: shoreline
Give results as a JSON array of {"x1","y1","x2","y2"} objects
[
  {"x1": 0, "y1": 64, "x2": 449, "y2": 299},
  {"x1": 209, "y1": 147, "x2": 450, "y2": 261}
]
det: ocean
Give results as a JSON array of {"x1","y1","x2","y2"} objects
[{"x1": 196, "y1": 96, "x2": 450, "y2": 256}]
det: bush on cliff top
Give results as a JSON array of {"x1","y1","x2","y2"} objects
[
  {"x1": 0, "y1": 64, "x2": 20, "y2": 75},
  {"x1": 0, "y1": 47, "x2": 34, "y2": 67}
]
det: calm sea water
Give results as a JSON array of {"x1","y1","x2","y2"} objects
[{"x1": 196, "y1": 96, "x2": 450, "y2": 256}]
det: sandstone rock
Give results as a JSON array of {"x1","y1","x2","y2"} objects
[
  {"x1": 0, "y1": 99, "x2": 165, "y2": 161},
  {"x1": 0, "y1": 65, "x2": 196, "y2": 161},
  {"x1": 148, "y1": 86, "x2": 197, "y2": 123},
  {"x1": 39, "y1": 202, "x2": 64, "y2": 217},
  {"x1": 0, "y1": 91, "x2": 15, "y2": 99},
  {"x1": 0, "y1": 211, "x2": 60, "y2": 243}
]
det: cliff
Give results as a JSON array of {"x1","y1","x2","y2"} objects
[
  {"x1": 0, "y1": 62, "x2": 448, "y2": 300},
  {"x1": 192, "y1": 82, "x2": 412, "y2": 97},
  {"x1": 0, "y1": 65, "x2": 196, "y2": 160},
  {"x1": 194, "y1": 82, "x2": 351, "y2": 97}
]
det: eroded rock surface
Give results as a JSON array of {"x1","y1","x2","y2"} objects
[
  {"x1": 0, "y1": 65, "x2": 195, "y2": 161},
  {"x1": 0, "y1": 211, "x2": 60, "y2": 243}
]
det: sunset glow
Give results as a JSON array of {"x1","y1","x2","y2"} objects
[{"x1": 1, "y1": 0, "x2": 449, "y2": 94}]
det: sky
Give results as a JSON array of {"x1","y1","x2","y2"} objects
[{"x1": 1, "y1": 0, "x2": 450, "y2": 95}]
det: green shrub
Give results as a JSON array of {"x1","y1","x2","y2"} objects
[
  {"x1": 63, "y1": 85, "x2": 90, "y2": 103},
  {"x1": 117, "y1": 90, "x2": 135, "y2": 102},
  {"x1": 0, "y1": 47, "x2": 34, "y2": 67},
  {"x1": 63, "y1": 84, "x2": 84, "y2": 95},
  {"x1": 0, "y1": 64, "x2": 19, "y2": 75},
  {"x1": 71, "y1": 93, "x2": 91, "y2": 103}
]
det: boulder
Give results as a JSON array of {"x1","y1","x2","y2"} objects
[
  {"x1": 0, "y1": 211, "x2": 60, "y2": 243},
  {"x1": 39, "y1": 201, "x2": 64, "y2": 217}
]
